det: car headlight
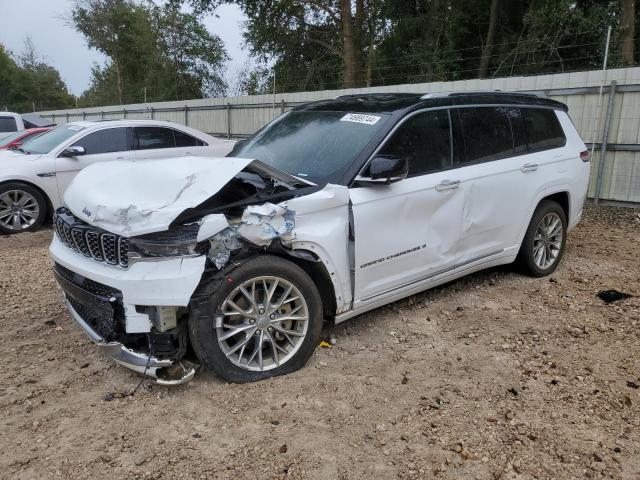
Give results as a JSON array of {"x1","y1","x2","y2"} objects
[{"x1": 128, "y1": 224, "x2": 207, "y2": 258}]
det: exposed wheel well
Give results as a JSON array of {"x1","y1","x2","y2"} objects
[
  {"x1": 0, "y1": 179, "x2": 53, "y2": 223},
  {"x1": 272, "y1": 251, "x2": 337, "y2": 322},
  {"x1": 541, "y1": 191, "x2": 569, "y2": 222}
]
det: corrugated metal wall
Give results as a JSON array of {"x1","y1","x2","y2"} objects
[{"x1": 37, "y1": 67, "x2": 640, "y2": 203}]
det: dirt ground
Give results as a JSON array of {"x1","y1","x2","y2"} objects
[{"x1": 0, "y1": 205, "x2": 639, "y2": 480}]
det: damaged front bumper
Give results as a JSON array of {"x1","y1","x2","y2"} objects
[
  {"x1": 64, "y1": 299, "x2": 195, "y2": 385},
  {"x1": 50, "y1": 235, "x2": 205, "y2": 384}
]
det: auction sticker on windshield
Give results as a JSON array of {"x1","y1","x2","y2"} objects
[{"x1": 340, "y1": 113, "x2": 381, "y2": 125}]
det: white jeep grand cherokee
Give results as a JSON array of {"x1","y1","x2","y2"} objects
[{"x1": 50, "y1": 93, "x2": 590, "y2": 384}]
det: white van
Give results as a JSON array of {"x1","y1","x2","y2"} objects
[{"x1": 50, "y1": 92, "x2": 590, "y2": 384}]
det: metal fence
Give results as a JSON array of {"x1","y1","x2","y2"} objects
[{"x1": 37, "y1": 67, "x2": 640, "y2": 204}]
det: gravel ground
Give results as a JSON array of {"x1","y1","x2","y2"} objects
[{"x1": 1, "y1": 204, "x2": 639, "y2": 480}]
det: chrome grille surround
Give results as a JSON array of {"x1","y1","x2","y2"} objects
[{"x1": 54, "y1": 208, "x2": 129, "y2": 268}]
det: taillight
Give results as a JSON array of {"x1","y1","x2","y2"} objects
[{"x1": 580, "y1": 150, "x2": 590, "y2": 162}]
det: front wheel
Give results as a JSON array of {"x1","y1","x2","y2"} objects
[
  {"x1": 189, "y1": 255, "x2": 323, "y2": 383},
  {"x1": 0, "y1": 182, "x2": 47, "y2": 234},
  {"x1": 517, "y1": 200, "x2": 567, "y2": 277}
]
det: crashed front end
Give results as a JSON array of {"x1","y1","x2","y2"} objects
[
  {"x1": 51, "y1": 208, "x2": 205, "y2": 384},
  {"x1": 49, "y1": 156, "x2": 350, "y2": 384}
]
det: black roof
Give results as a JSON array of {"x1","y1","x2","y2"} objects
[{"x1": 294, "y1": 92, "x2": 568, "y2": 114}]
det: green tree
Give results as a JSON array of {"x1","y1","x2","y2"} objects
[
  {"x1": 72, "y1": 0, "x2": 159, "y2": 104},
  {"x1": 72, "y1": 0, "x2": 228, "y2": 105},
  {"x1": 191, "y1": 0, "x2": 381, "y2": 90},
  {"x1": 151, "y1": 2, "x2": 228, "y2": 98},
  {"x1": 0, "y1": 39, "x2": 74, "y2": 112},
  {"x1": 0, "y1": 45, "x2": 19, "y2": 110}
]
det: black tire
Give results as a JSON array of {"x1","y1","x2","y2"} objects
[
  {"x1": 189, "y1": 255, "x2": 323, "y2": 383},
  {"x1": 0, "y1": 182, "x2": 47, "y2": 235},
  {"x1": 517, "y1": 200, "x2": 567, "y2": 277}
]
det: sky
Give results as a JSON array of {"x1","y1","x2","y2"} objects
[{"x1": 0, "y1": 0, "x2": 249, "y2": 96}]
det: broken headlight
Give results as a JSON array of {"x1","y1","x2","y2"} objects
[{"x1": 128, "y1": 224, "x2": 207, "y2": 258}]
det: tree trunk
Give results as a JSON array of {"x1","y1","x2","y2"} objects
[
  {"x1": 365, "y1": 0, "x2": 376, "y2": 87},
  {"x1": 478, "y1": 0, "x2": 500, "y2": 79},
  {"x1": 114, "y1": 59, "x2": 124, "y2": 105},
  {"x1": 619, "y1": 0, "x2": 635, "y2": 65},
  {"x1": 340, "y1": 0, "x2": 361, "y2": 88}
]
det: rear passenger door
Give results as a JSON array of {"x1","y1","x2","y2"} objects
[
  {"x1": 451, "y1": 106, "x2": 566, "y2": 269},
  {"x1": 133, "y1": 126, "x2": 206, "y2": 160}
]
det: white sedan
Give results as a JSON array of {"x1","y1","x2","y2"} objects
[{"x1": 0, "y1": 120, "x2": 235, "y2": 234}]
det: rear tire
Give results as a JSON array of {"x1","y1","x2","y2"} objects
[
  {"x1": 517, "y1": 200, "x2": 567, "y2": 277},
  {"x1": 189, "y1": 255, "x2": 323, "y2": 383},
  {"x1": 0, "y1": 182, "x2": 47, "y2": 234}
]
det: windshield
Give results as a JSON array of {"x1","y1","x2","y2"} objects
[
  {"x1": 231, "y1": 110, "x2": 389, "y2": 185},
  {"x1": 0, "y1": 130, "x2": 29, "y2": 147},
  {"x1": 22, "y1": 124, "x2": 85, "y2": 154}
]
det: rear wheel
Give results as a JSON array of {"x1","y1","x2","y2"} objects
[
  {"x1": 0, "y1": 183, "x2": 47, "y2": 234},
  {"x1": 517, "y1": 200, "x2": 567, "y2": 277},
  {"x1": 189, "y1": 256, "x2": 323, "y2": 383}
]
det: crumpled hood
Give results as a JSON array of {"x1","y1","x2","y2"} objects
[{"x1": 64, "y1": 156, "x2": 254, "y2": 237}]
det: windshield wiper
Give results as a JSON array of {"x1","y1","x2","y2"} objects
[{"x1": 9, "y1": 146, "x2": 28, "y2": 154}]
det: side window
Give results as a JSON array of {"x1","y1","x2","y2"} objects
[
  {"x1": 72, "y1": 128, "x2": 128, "y2": 155},
  {"x1": 174, "y1": 129, "x2": 206, "y2": 147},
  {"x1": 0, "y1": 116, "x2": 17, "y2": 133},
  {"x1": 135, "y1": 127, "x2": 175, "y2": 150},
  {"x1": 522, "y1": 108, "x2": 566, "y2": 151},
  {"x1": 508, "y1": 108, "x2": 528, "y2": 155},
  {"x1": 378, "y1": 110, "x2": 452, "y2": 176},
  {"x1": 454, "y1": 107, "x2": 514, "y2": 165}
]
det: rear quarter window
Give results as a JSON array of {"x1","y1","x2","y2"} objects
[
  {"x1": 174, "y1": 129, "x2": 206, "y2": 147},
  {"x1": 522, "y1": 108, "x2": 566, "y2": 152}
]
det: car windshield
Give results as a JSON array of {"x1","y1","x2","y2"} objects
[
  {"x1": 21, "y1": 124, "x2": 85, "y2": 154},
  {"x1": 231, "y1": 110, "x2": 390, "y2": 185},
  {"x1": 0, "y1": 130, "x2": 29, "y2": 148}
]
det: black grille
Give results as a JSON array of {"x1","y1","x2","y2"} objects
[
  {"x1": 54, "y1": 208, "x2": 129, "y2": 267},
  {"x1": 54, "y1": 263, "x2": 125, "y2": 342}
]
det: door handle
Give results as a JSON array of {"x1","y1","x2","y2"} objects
[
  {"x1": 116, "y1": 157, "x2": 124, "y2": 160},
  {"x1": 435, "y1": 179, "x2": 460, "y2": 191},
  {"x1": 521, "y1": 163, "x2": 538, "y2": 173}
]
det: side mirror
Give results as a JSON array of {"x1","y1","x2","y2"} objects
[
  {"x1": 60, "y1": 146, "x2": 86, "y2": 158},
  {"x1": 358, "y1": 155, "x2": 409, "y2": 185}
]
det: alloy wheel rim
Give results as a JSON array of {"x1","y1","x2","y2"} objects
[
  {"x1": 533, "y1": 212, "x2": 563, "y2": 270},
  {"x1": 0, "y1": 190, "x2": 39, "y2": 231},
  {"x1": 216, "y1": 276, "x2": 309, "y2": 372}
]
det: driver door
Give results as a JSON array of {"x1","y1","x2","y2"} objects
[
  {"x1": 55, "y1": 127, "x2": 133, "y2": 194},
  {"x1": 349, "y1": 109, "x2": 465, "y2": 304}
]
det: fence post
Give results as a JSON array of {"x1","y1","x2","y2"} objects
[
  {"x1": 101, "y1": 110, "x2": 104, "y2": 120},
  {"x1": 227, "y1": 103, "x2": 231, "y2": 139},
  {"x1": 123, "y1": 108, "x2": 127, "y2": 119},
  {"x1": 184, "y1": 105, "x2": 189, "y2": 126},
  {"x1": 281, "y1": 99, "x2": 285, "y2": 115},
  {"x1": 594, "y1": 80, "x2": 617, "y2": 204},
  {"x1": 150, "y1": 107, "x2": 154, "y2": 120},
  {"x1": 65, "y1": 113, "x2": 69, "y2": 124}
]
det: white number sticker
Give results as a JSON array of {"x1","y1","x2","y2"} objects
[{"x1": 340, "y1": 113, "x2": 381, "y2": 125}]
